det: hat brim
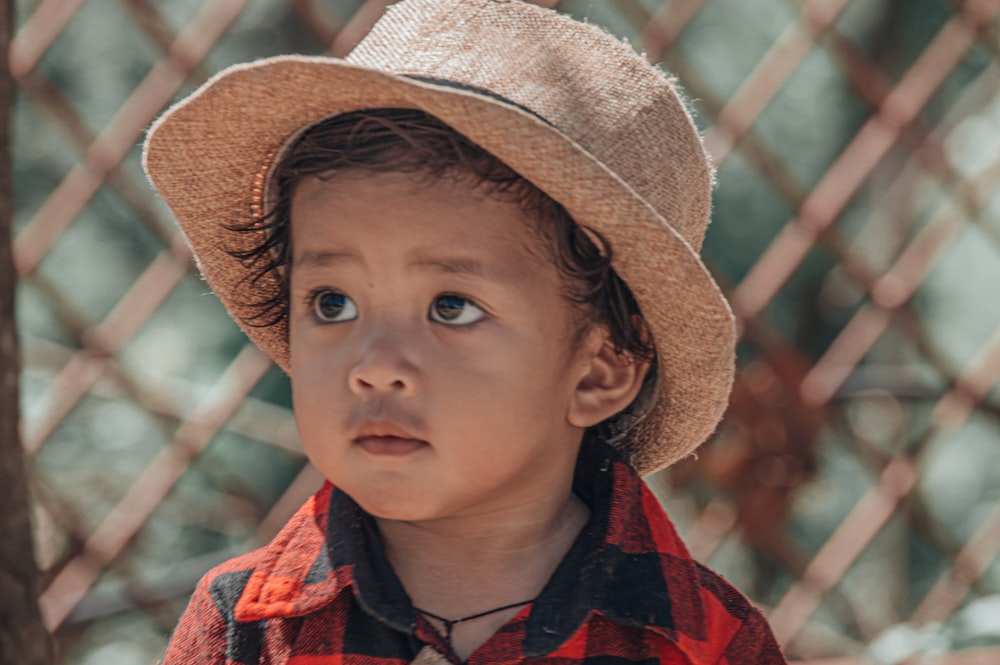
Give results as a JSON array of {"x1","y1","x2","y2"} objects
[{"x1": 143, "y1": 56, "x2": 735, "y2": 475}]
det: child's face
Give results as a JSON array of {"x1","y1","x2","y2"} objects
[{"x1": 287, "y1": 171, "x2": 601, "y2": 522}]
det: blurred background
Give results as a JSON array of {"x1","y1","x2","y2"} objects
[{"x1": 7, "y1": 0, "x2": 1000, "y2": 662}]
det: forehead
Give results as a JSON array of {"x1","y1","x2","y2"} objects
[{"x1": 289, "y1": 170, "x2": 553, "y2": 268}]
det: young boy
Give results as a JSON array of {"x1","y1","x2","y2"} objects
[{"x1": 144, "y1": 0, "x2": 786, "y2": 662}]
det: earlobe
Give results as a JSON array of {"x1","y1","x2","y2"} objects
[{"x1": 568, "y1": 336, "x2": 651, "y2": 429}]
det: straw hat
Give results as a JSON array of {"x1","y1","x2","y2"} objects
[{"x1": 143, "y1": 0, "x2": 735, "y2": 476}]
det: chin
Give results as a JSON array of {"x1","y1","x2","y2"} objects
[
  {"x1": 348, "y1": 487, "x2": 442, "y2": 522},
  {"x1": 356, "y1": 500, "x2": 438, "y2": 522}
]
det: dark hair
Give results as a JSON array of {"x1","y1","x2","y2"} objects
[{"x1": 226, "y1": 108, "x2": 654, "y2": 361}]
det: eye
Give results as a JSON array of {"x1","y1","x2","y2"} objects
[
  {"x1": 311, "y1": 289, "x2": 358, "y2": 323},
  {"x1": 429, "y1": 294, "x2": 485, "y2": 326}
]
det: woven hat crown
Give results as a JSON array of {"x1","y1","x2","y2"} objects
[{"x1": 347, "y1": 0, "x2": 714, "y2": 251}]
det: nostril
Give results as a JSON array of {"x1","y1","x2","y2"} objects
[
  {"x1": 348, "y1": 366, "x2": 415, "y2": 394},
  {"x1": 347, "y1": 344, "x2": 418, "y2": 394}
]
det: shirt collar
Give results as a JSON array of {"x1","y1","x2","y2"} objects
[
  {"x1": 232, "y1": 482, "x2": 347, "y2": 623},
  {"x1": 232, "y1": 438, "x2": 708, "y2": 654}
]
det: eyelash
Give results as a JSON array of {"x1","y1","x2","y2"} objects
[{"x1": 303, "y1": 288, "x2": 488, "y2": 327}]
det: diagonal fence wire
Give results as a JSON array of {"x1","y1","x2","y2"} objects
[
  {"x1": 38, "y1": 344, "x2": 273, "y2": 630},
  {"x1": 618, "y1": 0, "x2": 1000, "y2": 648},
  {"x1": 730, "y1": 0, "x2": 1000, "y2": 325}
]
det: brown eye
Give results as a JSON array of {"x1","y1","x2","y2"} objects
[
  {"x1": 430, "y1": 295, "x2": 484, "y2": 326},
  {"x1": 313, "y1": 290, "x2": 358, "y2": 323}
]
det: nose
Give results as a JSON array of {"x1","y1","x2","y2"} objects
[{"x1": 348, "y1": 332, "x2": 419, "y2": 398}]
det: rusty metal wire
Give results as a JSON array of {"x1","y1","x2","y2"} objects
[{"x1": 11, "y1": 0, "x2": 1000, "y2": 662}]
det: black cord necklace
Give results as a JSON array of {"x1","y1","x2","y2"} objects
[{"x1": 414, "y1": 598, "x2": 535, "y2": 643}]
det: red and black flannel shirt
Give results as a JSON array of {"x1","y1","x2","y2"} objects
[{"x1": 162, "y1": 440, "x2": 787, "y2": 664}]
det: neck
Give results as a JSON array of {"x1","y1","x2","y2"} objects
[{"x1": 376, "y1": 489, "x2": 590, "y2": 620}]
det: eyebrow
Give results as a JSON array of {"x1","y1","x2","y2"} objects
[
  {"x1": 410, "y1": 255, "x2": 500, "y2": 282},
  {"x1": 293, "y1": 249, "x2": 505, "y2": 284},
  {"x1": 293, "y1": 250, "x2": 359, "y2": 270}
]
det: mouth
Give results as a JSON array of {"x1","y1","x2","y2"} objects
[{"x1": 352, "y1": 420, "x2": 428, "y2": 457}]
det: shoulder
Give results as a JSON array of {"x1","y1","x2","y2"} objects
[
  {"x1": 163, "y1": 547, "x2": 275, "y2": 662},
  {"x1": 691, "y1": 563, "x2": 787, "y2": 665},
  {"x1": 159, "y1": 549, "x2": 268, "y2": 665},
  {"x1": 194, "y1": 545, "x2": 275, "y2": 619},
  {"x1": 163, "y1": 483, "x2": 339, "y2": 664}
]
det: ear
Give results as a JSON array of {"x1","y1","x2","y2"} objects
[{"x1": 567, "y1": 327, "x2": 651, "y2": 429}]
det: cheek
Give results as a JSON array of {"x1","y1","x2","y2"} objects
[
  {"x1": 289, "y1": 339, "x2": 346, "y2": 422},
  {"x1": 290, "y1": 372, "x2": 329, "y2": 437},
  {"x1": 452, "y1": 333, "x2": 573, "y2": 407},
  {"x1": 289, "y1": 315, "x2": 350, "y2": 373}
]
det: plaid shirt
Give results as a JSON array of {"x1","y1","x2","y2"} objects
[{"x1": 162, "y1": 440, "x2": 786, "y2": 664}]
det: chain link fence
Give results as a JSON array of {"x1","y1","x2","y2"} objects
[{"x1": 9, "y1": 0, "x2": 1000, "y2": 663}]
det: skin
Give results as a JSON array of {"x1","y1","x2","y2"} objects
[{"x1": 288, "y1": 170, "x2": 647, "y2": 660}]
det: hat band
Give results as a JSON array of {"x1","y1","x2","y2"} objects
[{"x1": 402, "y1": 74, "x2": 556, "y2": 127}]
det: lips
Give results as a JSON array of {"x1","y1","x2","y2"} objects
[
  {"x1": 354, "y1": 435, "x2": 428, "y2": 456},
  {"x1": 352, "y1": 420, "x2": 428, "y2": 457}
]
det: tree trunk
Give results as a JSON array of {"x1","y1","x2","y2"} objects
[{"x1": 0, "y1": 0, "x2": 55, "y2": 661}]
